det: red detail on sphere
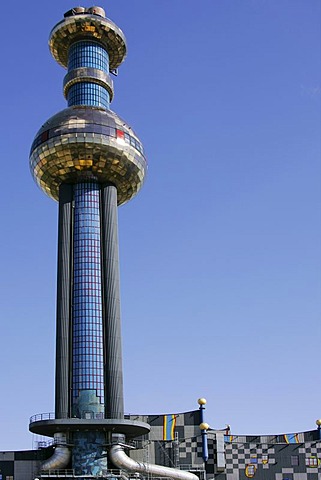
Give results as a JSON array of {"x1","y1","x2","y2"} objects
[{"x1": 116, "y1": 129, "x2": 124, "y2": 139}]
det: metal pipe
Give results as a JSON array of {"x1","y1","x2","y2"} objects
[
  {"x1": 110, "y1": 444, "x2": 199, "y2": 480},
  {"x1": 41, "y1": 433, "x2": 71, "y2": 471}
]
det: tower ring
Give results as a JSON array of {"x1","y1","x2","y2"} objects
[{"x1": 63, "y1": 68, "x2": 114, "y2": 101}]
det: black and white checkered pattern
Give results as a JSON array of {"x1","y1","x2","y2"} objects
[{"x1": 298, "y1": 441, "x2": 321, "y2": 456}]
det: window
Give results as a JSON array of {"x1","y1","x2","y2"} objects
[
  {"x1": 245, "y1": 465, "x2": 256, "y2": 478},
  {"x1": 305, "y1": 456, "x2": 319, "y2": 467},
  {"x1": 68, "y1": 41, "x2": 109, "y2": 71},
  {"x1": 262, "y1": 454, "x2": 268, "y2": 464},
  {"x1": 67, "y1": 82, "x2": 110, "y2": 108},
  {"x1": 291, "y1": 455, "x2": 299, "y2": 466}
]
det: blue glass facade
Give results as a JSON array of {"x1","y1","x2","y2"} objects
[
  {"x1": 73, "y1": 431, "x2": 107, "y2": 475},
  {"x1": 72, "y1": 182, "x2": 104, "y2": 416},
  {"x1": 68, "y1": 38, "x2": 111, "y2": 414},
  {"x1": 68, "y1": 41, "x2": 109, "y2": 71},
  {"x1": 68, "y1": 82, "x2": 110, "y2": 108},
  {"x1": 67, "y1": 40, "x2": 110, "y2": 109}
]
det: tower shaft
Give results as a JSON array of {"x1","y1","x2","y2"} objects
[
  {"x1": 55, "y1": 182, "x2": 124, "y2": 420},
  {"x1": 55, "y1": 22, "x2": 124, "y2": 422}
]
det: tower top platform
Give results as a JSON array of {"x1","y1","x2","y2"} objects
[{"x1": 50, "y1": 6, "x2": 127, "y2": 70}]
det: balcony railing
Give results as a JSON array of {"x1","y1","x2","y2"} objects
[
  {"x1": 38, "y1": 468, "x2": 132, "y2": 479},
  {"x1": 30, "y1": 412, "x2": 147, "y2": 423},
  {"x1": 30, "y1": 412, "x2": 56, "y2": 423}
]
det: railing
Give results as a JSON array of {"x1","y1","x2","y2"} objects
[
  {"x1": 38, "y1": 466, "x2": 204, "y2": 479},
  {"x1": 36, "y1": 437, "x2": 70, "y2": 449},
  {"x1": 30, "y1": 412, "x2": 141, "y2": 423},
  {"x1": 178, "y1": 466, "x2": 206, "y2": 480},
  {"x1": 179, "y1": 466, "x2": 205, "y2": 472},
  {"x1": 39, "y1": 471, "x2": 199, "y2": 480},
  {"x1": 37, "y1": 440, "x2": 55, "y2": 449},
  {"x1": 38, "y1": 470, "x2": 204, "y2": 480},
  {"x1": 30, "y1": 412, "x2": 56, "y2": 423},
  {"x1": 40, "y1": 470, "x2": 75, "y2": 478},
  {"x1": 38, "y1": 468, "x2": 132, "y2": 479}
]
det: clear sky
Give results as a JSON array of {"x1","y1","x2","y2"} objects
[{"x1": 0, "y1": 0, "x2": 320, "y2": 451}]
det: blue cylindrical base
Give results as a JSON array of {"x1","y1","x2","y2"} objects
[{"x1": 72, "y1": 431, "x2": 108, "y2": 476}]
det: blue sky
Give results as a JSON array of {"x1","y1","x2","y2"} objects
[{"x1": 0, "y1": 0, "x2": 320, "y2": 451}]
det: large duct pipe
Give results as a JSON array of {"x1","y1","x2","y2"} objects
[
  {"x1": 110, "y1": 444, "x2": 199, "y2": 480},
  {"x1": 41, "y1": 433, "x2": 71, "y2": 471}
]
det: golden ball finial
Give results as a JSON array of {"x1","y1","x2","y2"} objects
[
  {"x1": 198, "y1": 398, "x2": 207, "y2": 405},
  {"x1": 200, "y1": 422, "x2": 209, "y2": 430},
  {"x1": 316, "y1": 419, "x2": 321, "y2": 426}
]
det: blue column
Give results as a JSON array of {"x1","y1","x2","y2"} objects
[
  {"x1": 72, "y1": 182, "x2": 105, "y2": 418},
  {"x1": 198, "y1": 399, "x2": 209, "y2": 463},
  {"x1": 67, "y1": 38, "x2": 111, "y2": 476},
  {"x1": 67, "y1": 40, "x2": 110, "y2": 109},
  {"x1": 73, "y1": 431, "x2": 107, "y2": 476}
]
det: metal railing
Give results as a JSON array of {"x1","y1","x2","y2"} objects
[
  {"x1": 179, "y1": 466, "x2": 204, "y2": 472},
  {"x1": 30, "y1": 411, "x2": 142, "y2": 423},
  {"x1": 30, "y1": 412, "x2": 56, "y2": 423},
  {"x1": 178, "y1": 466, "x2": 206, "y2": 480},
  {"x1": 37, "y1": 440, "x2": 55, "y2": 449},
  {"x1": 39, "y1": 470, "x2": 75, "y2": 478},
  {"x1": 38, "y1": 468, "x2": 132, "y2": 479},
  {"x1": 38, "y1": 467, "x2": 204, "y2": 480}
]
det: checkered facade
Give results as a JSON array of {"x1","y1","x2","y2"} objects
[
  {"x1": 129, "y1": 411, "x2": 321, "y2": 480},
  {"x1": 1, "y1": 412, "x2": 320, "y2": 479}
]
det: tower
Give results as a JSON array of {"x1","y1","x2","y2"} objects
[{"x1": 29, "y1": 6, "x2": 150, "y2": 477}]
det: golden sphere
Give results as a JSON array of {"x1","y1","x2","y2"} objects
[
  {"x1": 200, "y1": 422, "x2": 209, "y2": 430},
  {"x1": 198, "y1": 398, "x2": 207, "y2": 405},
  {"x1": 30, "y1": 107, "x2": 147, "y2": 205},
  {"x1": 316, "y1": 419, "x2": 321, "y2": 426}
]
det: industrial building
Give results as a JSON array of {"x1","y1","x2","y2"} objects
[
  {"x1": 1, "y1": 409, "x2": 321, "y2": 479},
  {"x1": 1, "y1": 6, "x2": 320, "y2": 480}
]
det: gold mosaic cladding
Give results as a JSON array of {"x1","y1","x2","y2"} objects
[
  {"x1": 30, "y1": 107, "x2": 147, "y2": 206},
  {"x1": 49, "y1": 14, "x2": 127, "y2": 70},
  {"x1": 63, "y1": 68, "x2": 114, "y2": 101}
]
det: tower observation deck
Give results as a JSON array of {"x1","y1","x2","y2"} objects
[{"x1": 29, "y1": 6, "x2": 149, "y2": 477}]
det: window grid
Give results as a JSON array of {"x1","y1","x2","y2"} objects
[
  {"x1": 68, "y1": 41, "x2": 109, "y2": 71},
  {"x1": 68, "y1": 82, "x2": 110, "y2": 108},
  {"x1": 68, "y1": 41, "x2": 110, "y2": 108},
  {"x1": 291, "y1": 455, "x2": 299, "y2": 466},
  {"x1": 305, "y1": 457, "x2": 318, "y2": 467},
  {"x1": 72, "y1": 182, "x2": 104, "y2": 406},
  {"x1": 31, "y1": 125, "x2": 146, "y2": 158}
]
